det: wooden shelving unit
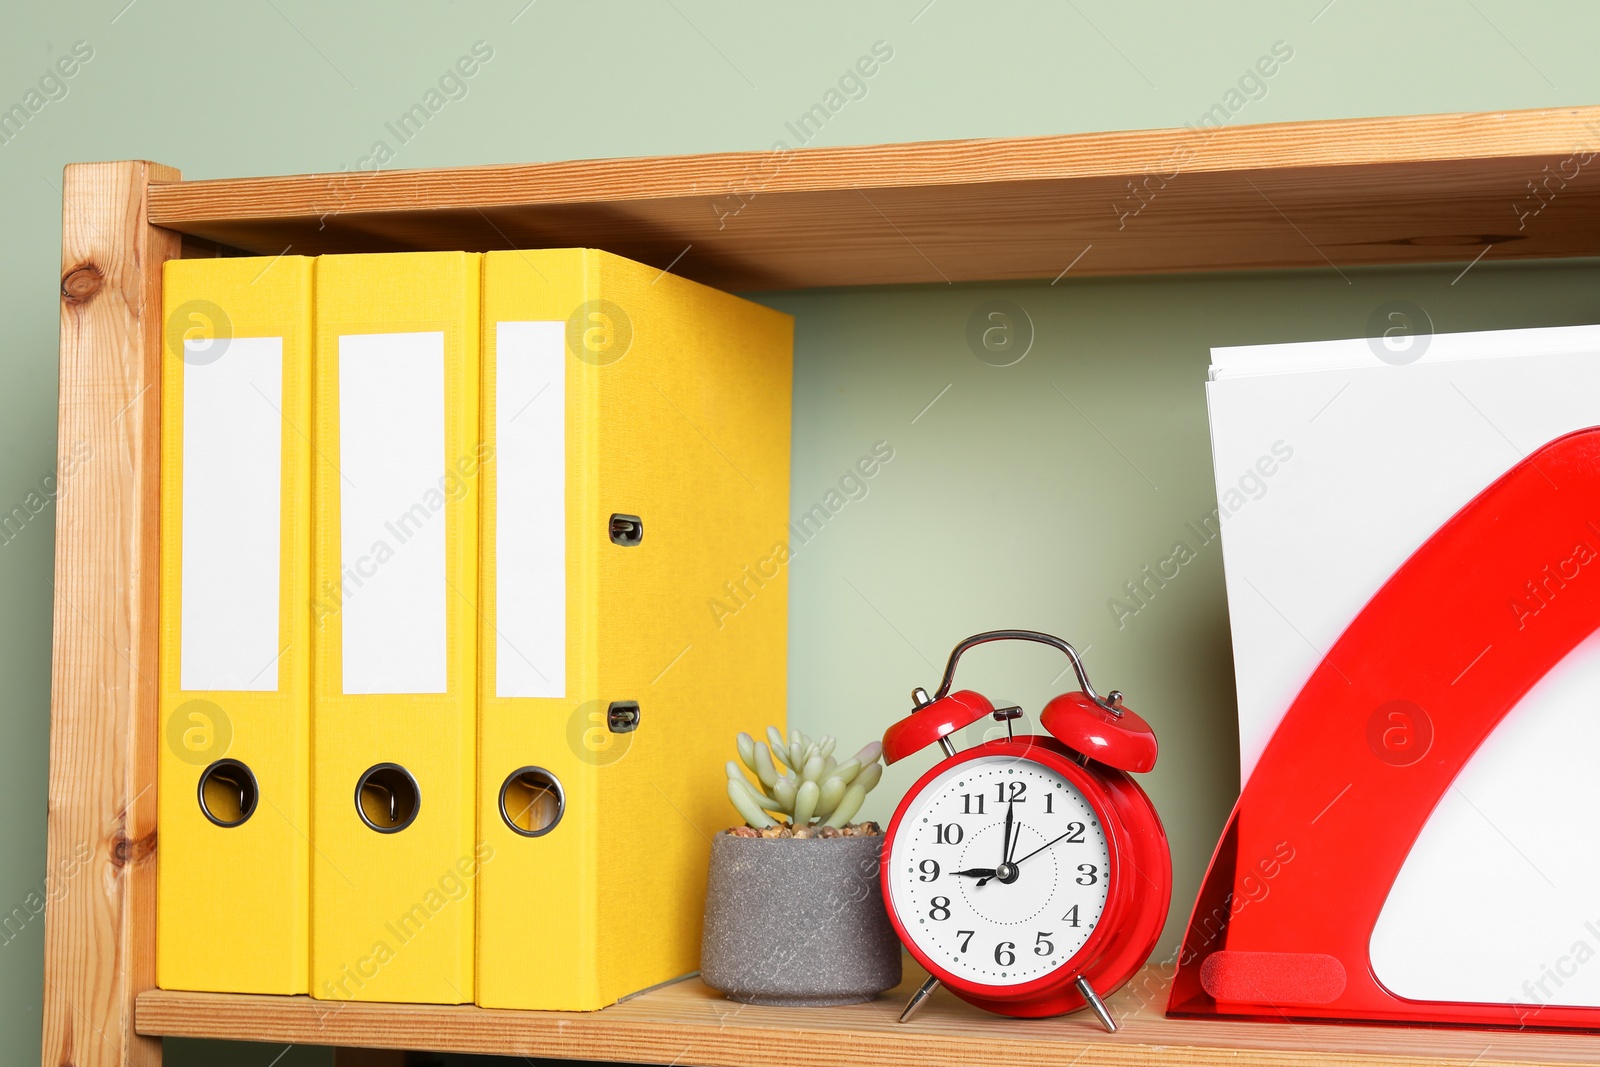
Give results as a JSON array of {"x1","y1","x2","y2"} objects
[
  {"x1": 45, "y1": 105, "x2": 1600, "y2": 1067},
  {"x1": 135, "y1": 964, "x2": 1600, "y2": 1067}
]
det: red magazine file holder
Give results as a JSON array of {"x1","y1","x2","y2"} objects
[{"x1": 1169, "y1": 426, "x2": 1600, "y2": 1029}]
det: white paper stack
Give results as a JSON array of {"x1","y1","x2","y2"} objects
[{"x1": 1206, "y1": 323, "x2": 1600, "y2": 1008}]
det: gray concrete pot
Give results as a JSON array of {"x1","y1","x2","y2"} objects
[{"x1": 701, "y1": 832, "x2": 902, "y2": 1006}]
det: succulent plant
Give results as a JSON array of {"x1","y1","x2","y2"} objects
[{"x1": 726, "y1": 727, "x2": 884, "y2": 830}]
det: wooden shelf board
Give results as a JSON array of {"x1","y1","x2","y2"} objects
[
  {"x1": 146, "y1": 106, "x2": 1600, "y2": 290},
  {"x1": 137, "y1": 964, "x2": 1600, "y2": 1066}
]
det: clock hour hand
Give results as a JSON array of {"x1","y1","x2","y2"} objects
[{"x1": 952, "y1": 866, "x2": 998, "y2": 886}]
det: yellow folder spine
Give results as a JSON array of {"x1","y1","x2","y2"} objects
[
  {"x1": 311, "y1": 252, "x2": 480, "y2": 1005},
  {"x1": 157, "y1": 255, "x2": 314, "y2": 994},
  {"x1": 478, "y1": 250, "x2": 603, "y2": 1009},
  {"x1": 476, "y1": 249, "x2": 791, "y2": 1010}
]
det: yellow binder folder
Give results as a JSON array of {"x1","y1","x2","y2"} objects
[
  {"x1": 158, "y1": 254, "x2": 314, "y2": 993},
  {"x1": 311, "y1": 252, "x2": 481, "y2": 1005},
  {"x1": 476, "y1": 249, "x2": 792, "y2": 1010}
]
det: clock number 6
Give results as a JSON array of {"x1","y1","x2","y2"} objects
[
  {"x1": 1076, "y1": 863, "x2": 1099, "y2": 885},
  {"x1": 929, "y1": 896, "x2": 951, "y2": 920},
  {"x1": 994, "y1": 941, "x2": 1016, "y2": 967}
]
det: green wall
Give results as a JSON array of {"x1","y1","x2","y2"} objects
[{"x1": 3, "y1": 2, "x2": 1599, "y2": 1064}]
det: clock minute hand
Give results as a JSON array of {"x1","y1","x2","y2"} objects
[
  {"x1": 1013, "y1": 828, "x2": 1077, "y2": 867},
  {"x1": 1001, "y1": 800, "x2": 1015, "y2": 866}
]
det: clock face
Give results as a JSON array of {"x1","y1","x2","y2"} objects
[{"x1": 886, "y1": 753, "x2": 1112, "y2": 987}]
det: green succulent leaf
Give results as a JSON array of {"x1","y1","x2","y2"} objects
[
  {"x1": 766, "y1": 726, "x2": 793, "y2": 770},
  {"x1": 824, "y1": 782, "x2": 868, "y2": 828},
  {"x1": 727, "y1": 779, "x2": 777, "y2": 828},
  {"x1": 773, "y1": 776, "x2": 798, "y2": 813},
  {"x1": 831, "y1": 758, "x2": 862, "y2": 786},
  {"x1": 792, "y1": 779, "x2": 820, "y2": 826},
  {"x1": 752, "y1": 743, "x2": 781, "y2": 790},
  {"x1": 818, "y1": 775, "x2": 846, "y2": 816}
]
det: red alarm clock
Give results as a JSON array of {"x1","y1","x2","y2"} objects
[{"x1": 880, "y1": 630, "x2": 1171, "y2": 1029}]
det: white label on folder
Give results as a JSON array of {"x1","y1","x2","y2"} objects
[
  {"x1": 339, "y1": 332, "x2": 448, "y2": 695},
  {"x1": 181, "y1": 336, "x2": 284, "y2": 692},
  {"x1": 495, "y1": 321, "x2": 566, "y2": 699}
]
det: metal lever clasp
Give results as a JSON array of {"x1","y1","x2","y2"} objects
[{"x1": 932, "y1": 630, "x2": 1123, "y2": 717}]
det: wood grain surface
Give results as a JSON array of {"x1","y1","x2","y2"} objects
[
  {"x1": 43, "y1": 161, "x2": 182, "y2": 1067},
  {"x1": 146, "y1": 106, "x2": 1600, "y2": 289},
  {"x1": 137, "y1": 964, "x2": 1600, "y2": 1067}
]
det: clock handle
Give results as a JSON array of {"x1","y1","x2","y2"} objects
[
  {"x1": 933, "y1": 630, "x2": 1122, "y2": 716},
  {"x1": 898, "y1": 975, "x2": 941, "y2": 1023}
]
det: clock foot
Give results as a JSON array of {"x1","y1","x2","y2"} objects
[
  {"x1": 1075, "y1": 976, "x2": 1117, "y2": 1033},
  {"x1": 898, "y1": 975, "x2": 941, "y2": 1023}
]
